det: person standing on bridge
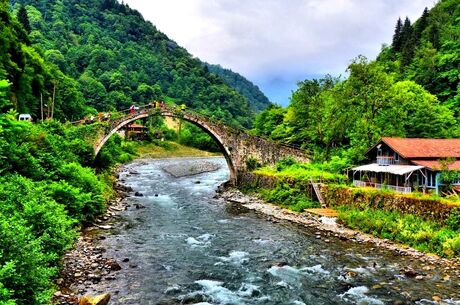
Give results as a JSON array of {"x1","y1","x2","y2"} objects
[{"x1": 129, "y1": 105, "x2": 136, "y2": 114}]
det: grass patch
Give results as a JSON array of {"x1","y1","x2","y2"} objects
[
  {"x1": 254, "y1": 157, "x2": 346, "y2": 182},
  {"x1": 131, "y1": 141, "x2": 222, "y2": 159},
  {"x1": 337, "y1": 205, "x2": 460, "y2": 258},
  {"x1": 260, "y1": 183, "x2": 320, "y2": 212}
]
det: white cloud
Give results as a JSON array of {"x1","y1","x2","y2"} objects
[{"x1": 123, "y1": 0, "x2": 435, "y2": 104}]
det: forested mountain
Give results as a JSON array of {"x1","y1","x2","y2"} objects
[
  {"x1": 377, "y1": 0, "x2": 460, "y2": 115},
  {"x1": 0, "y1": 0, "x2": 85, "y2": 119},
  {"x1": 204, "y1": 63, "x2": 271, "y2": 112},
  {"x1": 254, "y1": 0, "x2": 460, "y2": 164},
  {"x1": 5, "y1": 0, "x2": 255, "y2": 127}
]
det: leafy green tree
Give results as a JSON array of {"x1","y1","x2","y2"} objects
[{"x1": 254, "y1": 104, "x2": 286, "y2": 138}]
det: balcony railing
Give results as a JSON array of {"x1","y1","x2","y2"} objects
[
  {"x1": 353, "y1": 180, "x2": 412, "y2": 194},
  {"x1": 377, "y1": 156, "x2": 394, "y2": 166}
]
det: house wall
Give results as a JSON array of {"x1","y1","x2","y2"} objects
[{"x1": 367, "y1": 143, "x2": 410, "y2": 165}]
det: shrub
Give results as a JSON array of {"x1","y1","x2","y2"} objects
[
  {"x1": 446, "y1": 208, "x2": 460, "y2": 231},
  {"x1": 276, "y1": 156, "x2": 297, "y2": 171},
  {"x1": 337, "y1": 205, "x2": 460, "y2": 257},
  {"x1": 245, "y1": 156, "x2": 261, "y2": 171},
  {"x1": 261, "y1": 183, "x2": 319, "y2": 212}
]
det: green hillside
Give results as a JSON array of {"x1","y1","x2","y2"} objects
[
  {"x1": 204, "y1": 62, "x2": 271, "y2": 112},
  {"x1": 0, "y1": 0, "x2": 85, "y2": 119},
  {"x1": 377, "y1": 0, "x2": 460, "y2": 115},
  {"x1": 253, "y1": 0, "x2": 460, "y2": 163},
  {"x1": 6, "y1": 0, "x2": 256, "y2": 127}
]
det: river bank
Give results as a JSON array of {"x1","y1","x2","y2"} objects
[{"x1": 219, "y1": 187, "x2": 460, "y2": 277}]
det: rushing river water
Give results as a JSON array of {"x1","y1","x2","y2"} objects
[{"x1": 84, "y1": 158, "x2": 460, "y2": 305}]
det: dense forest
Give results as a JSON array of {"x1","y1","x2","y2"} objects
[
  {"x1": 254, "y1": 0, "x2": 460, "y2": 165},
  {"x1": 204, "y1": 63, "x2": 271, "y2": 112},
  {"x1": 2, "y1": 0, "x2": 271, "y2": 127}
]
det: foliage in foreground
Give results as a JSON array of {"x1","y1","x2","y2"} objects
[
  {"x1": 0, "y1": 91, "x2": 133, "y2": 304},
  {"x1": 253, "y1": 157, "x2": 348, "y2": 183},
  {"x1": 261, "y1": 183, "x2": 320, "y2": 212},
  {"x1": 337, "y1": 205, "x2": 460, "y2": 257}
]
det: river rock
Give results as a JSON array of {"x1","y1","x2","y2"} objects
[
  {"x1": 78, "y1": 293, "x2": 111, "y2": 305},
  {"x1": 106, "y1": 260, "x2": 122, "y2": 271},
  {"x1": 134, "y1": 192, "x2": 144, "y2": 197},
  {"x1": 402, "y1": 267, "x2": 418, "y2": 277}
]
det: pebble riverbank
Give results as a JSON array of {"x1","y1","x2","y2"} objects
[{"x1": 218, "y1": 187, "x2": 460, "y2": 282}]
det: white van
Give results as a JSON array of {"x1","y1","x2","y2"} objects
[{"x1": 18, "y1": 114, "x2": 33, "y2": 122}]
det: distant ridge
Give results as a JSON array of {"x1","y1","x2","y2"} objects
[{"x1": 204, "y1": 62, "x2": 272, "y2": 112}]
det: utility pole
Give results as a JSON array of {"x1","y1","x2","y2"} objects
[
  {"x1": 40, "y1": 93, "x2": 44, "y2": 122},
  {"x1": 51, "y1": 81, "x2": 56, "y2": 119}
]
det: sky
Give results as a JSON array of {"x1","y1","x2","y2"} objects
[{"x1": 123, "y1": 0, "x2": 435, "y2": 105}]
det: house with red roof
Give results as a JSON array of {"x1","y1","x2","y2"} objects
[{"x1": 351, "y1": 137, "x2": 460, "y2": 194}]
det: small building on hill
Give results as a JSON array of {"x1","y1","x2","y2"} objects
[
  {"x1": 351, "y1": 137, "x2": 460, "y2": 194},
  {"x1": 126, "y1": 123, "x2": 148, "y2": 140}
]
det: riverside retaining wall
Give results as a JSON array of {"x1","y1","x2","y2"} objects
[
  {"x1": 322, "y1": 184, "x2": 459, "y2": 223},
  {"x1": 237, "y1": 172, "x2": 459, "y2": 223}
]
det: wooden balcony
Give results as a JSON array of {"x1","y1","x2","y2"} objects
[{"x1": 377, "y1": 156, "x2": 394, "y2": 166}]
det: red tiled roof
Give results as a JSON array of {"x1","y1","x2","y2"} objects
[
  {"x1": 381, "y1": 137, "x2": 460, "y2": 158},
  {"x1": 411, "y1": 160, "x2": 460, "y2": 171}
]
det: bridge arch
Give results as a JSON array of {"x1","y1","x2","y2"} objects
[{"x1": 94, "y1": 108, "x2": 237, "y2": 180}]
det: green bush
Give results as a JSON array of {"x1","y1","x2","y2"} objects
[
  {"x1": 261, "y1": 183, "x2": 319, "y2": 212},
  {"x1": 337, "y1": 205, "x2": 460, "y2": 257},
  {"x1": 0, "y1": 175, "x2": 78, "y2": 305},
  {"x1": 58, "y1": 163, "x2": 106, "y2": 219},
  {"x1": 446, "y1": 208, "x2": 460, "y2": 231},
  {"x1": 275, "y1": 156, "x2": 297, "y2": 171},
  {"x1": 245, "y1": 156, "x2": 261, "y2": 171}
]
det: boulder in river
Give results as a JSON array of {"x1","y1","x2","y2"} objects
[
  {"x1": 78, "y1": 293, "x2": 111, "y2": 305},
  {"x1": 134, "y1": 192, "x2": 144, "y2": 197}
]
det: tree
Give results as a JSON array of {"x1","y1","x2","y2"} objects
[
  {"x1": 0, "y1": 80, "x2": 11, "y2": 112},
  {"x1": 17, "y1": 4, "x2": 31, "y2": 33},
  {"x1": 392, "y1": 18, "x2": 403, "y2": 52},
  {"x1": 414, "y1": 7, "x2": 429, "y2": 41},
  {"x1": 400, "y1": 17, "x2": 416, "y2": 69}
]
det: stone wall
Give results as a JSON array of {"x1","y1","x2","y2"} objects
[{"x1": 322, "y1": 184, "x2": 458, "y2": 223}]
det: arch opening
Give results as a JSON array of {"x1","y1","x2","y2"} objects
[{"x1": 94, "y1": 111, "x2": 237, "y2": 182}]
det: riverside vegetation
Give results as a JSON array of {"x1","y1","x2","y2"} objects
[{"x1": 243, "y1": 156, "x2": 460, "y2": 258}]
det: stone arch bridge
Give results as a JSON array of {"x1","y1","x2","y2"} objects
[{"x1": 93, "y1": 105, "x2": 310, "y2": 183}]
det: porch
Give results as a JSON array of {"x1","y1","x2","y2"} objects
[
  {"x1": 353, "y1": 180, "x2": 412, "y2": 193},
  {"x1": 351, "y1": 164, "x2": 426, "y2": 194}
]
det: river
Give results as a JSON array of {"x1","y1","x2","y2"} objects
[{"x1": 82, "y1": 158, "x2": 460, "y2": 305}]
